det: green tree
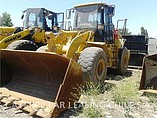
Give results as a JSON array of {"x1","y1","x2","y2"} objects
[
  {"x1": 141, "y1": 27, "x2": 145, "y2": 35},
  {"x1": 0, "y1": 12, "x2": 13, "y2": 27},
  {"x1": 140, "y1": 26, "x2": 149, "y2": 44},
  {"x1": 141, "y1": 26, "x2": 148, "y2": 38}
]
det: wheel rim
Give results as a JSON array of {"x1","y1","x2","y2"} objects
[{"x1": 96, "y1": 58, "x2": 106, "y2": 80}]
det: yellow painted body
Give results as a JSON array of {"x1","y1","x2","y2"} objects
[
  {"x1": 0, "y1": 26, "x2": 129, "y2": 68},
  {"x1": 0, "y1": 27, "x2": 48, "y2": 49},
  {"x1": 32, "y1": 28, "x2": 47, "y2": 44},
  {"x1": 0, "y1": 27, "x2": 15, "y2": 41},
  {"x1": 44, "y1": 30, "x2": 128, "y2": 68},
  {"x1": 0, "y1": 29, "x2": 30, "y2": 49}
]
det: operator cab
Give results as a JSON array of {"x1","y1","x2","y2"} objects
[
  {"x1": 21, "y1": 8, "x2": 64, "y2": 32},
  {"x1": 73, "y1": 2, "x2": 115, "y2": 43}
]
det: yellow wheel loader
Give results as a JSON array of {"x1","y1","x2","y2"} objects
[
  {"x1": 0, "y1": 8, "x2": 64, "y2": 50},
  {"x1": 0, "y1": 2, "x2": 130, "y2": 117},
  {"x1": 37, "y1": 2, "x2": 130, "y2": 83}
]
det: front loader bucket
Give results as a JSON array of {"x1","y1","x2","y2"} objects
[
  {"x1": 0, "y1": 49, "x2": 83, "y2": 117},
  {"x1": 140, "y1": 54, "x2": 157, "y2": 92}
]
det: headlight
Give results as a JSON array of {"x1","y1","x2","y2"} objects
[{"x1": 34, "y1": 27, "x2": 38, "y2": 32}]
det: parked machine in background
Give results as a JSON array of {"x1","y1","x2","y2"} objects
[
  {"x1": 1, "y1": 2, "x2": 130, "y2": 117},
  {"x1": 116, "y1": 19, "x2": 149, "y2": 66},
  {"x1": 140, "y1": 54, "x2": 157, "y2": 93},
  {"x1": 123, "y1": 35, "x2": 148, "y2": 66},
  {"x1": 0, "y1": 8, "x2": 64, "y2": 50}
]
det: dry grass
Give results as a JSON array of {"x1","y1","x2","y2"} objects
[{"x1": 69, "y1": 69, "x2": 157, "y2": 118}]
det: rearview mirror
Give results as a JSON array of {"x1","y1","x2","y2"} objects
[
  {"x1": 21, "y1": 10, "x2": 26, "y2": 19},
  {"x1": 21, "y1": 14, "x2": 24, "y2": 19}
]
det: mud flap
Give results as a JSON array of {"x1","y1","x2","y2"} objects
[
  {"x1": 140, "y1": 54, "x2": 157, "y2": 91},
  {"x1": 0, "y1": 49, "x2": 83, "y2": 117}
]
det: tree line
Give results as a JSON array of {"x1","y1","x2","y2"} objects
[
  {"x1": 118, "y1": 27, "x2": 149, "y2": 37},
  {"x1": 0, "y1": 12, "x2": 13, "y2": 27}
]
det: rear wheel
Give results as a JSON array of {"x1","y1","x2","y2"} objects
[
  {"x1": 116, "y1": 47, "x2": 129, "y2": 75},
  {"x1": 78, "y1": 47, "x2": 107, "y2": 84},
  {"x1": 6, "y1": 40, "x2": 38, "y2": 51}
]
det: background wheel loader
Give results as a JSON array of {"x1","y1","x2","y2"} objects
[
  {"x1": 0, "y1": 8, "x2": 64, "y2": 50},
  {"x1": 0, "y1": 2, "x2": 130, "y2": 117}
]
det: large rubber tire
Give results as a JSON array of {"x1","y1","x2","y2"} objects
[
  {"x1": 6, "y1": 40, "x2": 38, "y2": 51},
  {"x1": 116, "y1": 47, "x2": 129, "y2": 75},
  {"x1": 78, "y1": 47, "x2": 107, "y2": 84}
]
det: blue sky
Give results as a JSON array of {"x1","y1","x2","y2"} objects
[{"x1": 0, "y1": 0, "x2": 157, "y2": 37}]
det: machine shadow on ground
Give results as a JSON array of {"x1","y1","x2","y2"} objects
[{"x1": 106, "y1": 68, "x2": 133, "y2": 81}]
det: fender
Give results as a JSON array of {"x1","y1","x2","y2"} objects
[{"x1": 0, "y1": 29, "x2": 30, "y2": 49}]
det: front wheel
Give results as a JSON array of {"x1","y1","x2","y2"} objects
[
  {"x1": 6, "y1": 40, "x2": 38, "y2": 51},
  {"x1": 78, "y1": 47, "x2": 107, "y2": 84}
]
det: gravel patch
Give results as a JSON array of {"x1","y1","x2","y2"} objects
[{"x1": 0, "y1": 105, "x2": 34, "y2": 118}]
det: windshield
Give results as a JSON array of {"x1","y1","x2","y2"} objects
[
  {"x1": 74, "y1": 5, "x2": 99, "y2": 30},
  {"x1": 23, "y1": 9, "x2": 43, "y2": 29}
]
